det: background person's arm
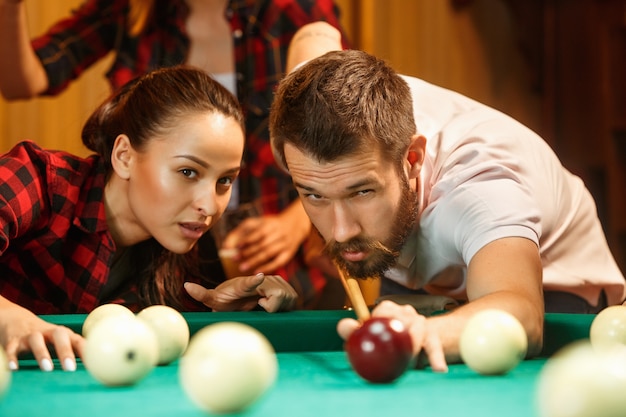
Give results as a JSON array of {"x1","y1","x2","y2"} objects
[
  {"x1": 286, "y1": 21, "x2": 343, "y2": 73},
  {"x1": 0, "y1": 0, "x2": 49, "y2": 99}
]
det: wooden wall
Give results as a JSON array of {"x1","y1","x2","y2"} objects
[
  {"x1": 0, "y1": 1, "x2": 112, "y2": 157},
  {"x1": 0, "y1": 0, "x2": 542, "y2": 156}
]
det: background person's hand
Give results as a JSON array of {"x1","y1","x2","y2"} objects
[{"x1": 224, "y1": 201, "x2": 311, "y2": 274}]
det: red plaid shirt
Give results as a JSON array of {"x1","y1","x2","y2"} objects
[
  {"x1": 31, "y1": 0, "x2": 350, "y2": 306},
  {"x1": 0, "y1": 141, "x2": 114, "y2": 314}
]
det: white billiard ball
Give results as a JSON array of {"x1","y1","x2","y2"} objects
[
  {"x1": 536, "y1": 340, "x2": 626, "y2": 417},
  {"x1": 590, "y1": 305, "x2": 626, "y2": 353},
  {"x1": 179, "y1": 322, "x2": 277, "y2": 414},
  {"x1": 83, "y1": 315, "x2": 158, "y2": 386},
  {"x1": 459, "y1": 309, "x2": 528, "y2": 375},
  {"x1": 82, "y1": 303, "x2": 135, "y2": 338},
  {"x1": 0, "y1": 346, "x2": 10, "y2": 398},
  {"x1": 137, "y1": 305, "x2": 190, "y2": 365}
]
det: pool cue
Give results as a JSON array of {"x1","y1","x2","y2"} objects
[{"x1": 337, "y1": 268, "x2": 371, "y2": 322}]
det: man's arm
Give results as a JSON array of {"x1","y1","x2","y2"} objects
[
  {"x1": 428, "y1": 236, "x2": 545, "y2": 363},
  {"x1": 0, "y1": 0, "x2": 49, "y2": 99}
]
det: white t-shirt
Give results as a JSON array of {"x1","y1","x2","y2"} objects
[{"x1": 384, "y1": 76, "x2": 626, "y2": 306}]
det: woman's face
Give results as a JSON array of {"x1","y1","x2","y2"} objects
[{"x1": 122, "y1": 111, "x2": 244, "y2": 254}]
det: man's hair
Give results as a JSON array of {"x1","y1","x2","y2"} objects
[{"x1": 270, "y1": 49, "x2": 416, "y2": 172}]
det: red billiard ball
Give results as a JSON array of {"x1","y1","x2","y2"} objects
[{"x1": 345, "y1": 317, "x2": 414, "y2": 383}]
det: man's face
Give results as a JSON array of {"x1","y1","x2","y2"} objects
[{"x1": 284, "y1": 143, "x2": 419, "y2": 279}]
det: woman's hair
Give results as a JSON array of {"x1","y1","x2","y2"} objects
[
  {"x1": 270, "y1": 49, "x2": 416, "y2": 174},
  {"x1": 82, "y1": 65, "x2": 245, "y2": 310},
  {"x1": 82, "y1": 65, "x2": 244, "y2": 172}
]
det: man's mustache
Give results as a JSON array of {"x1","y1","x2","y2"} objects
[{"x1": 323, "y1": 237, "x2": 397, "y2": 259}]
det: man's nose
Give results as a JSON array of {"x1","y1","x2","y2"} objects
[{"x1": 332, "y1": 203, "x2": 361, "y2": 243}]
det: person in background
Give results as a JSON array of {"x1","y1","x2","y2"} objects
[
  {"x1": 0, "y1": 66, "x2": 297, "y2": 373},
  {"x1": 0, "y1": 0, "x2": 350, "y2": 309},
  {"x1": 269, "y1": 24, "x2": 626, "y2": 371}
]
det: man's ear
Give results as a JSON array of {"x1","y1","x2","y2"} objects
[
  {"x1": 406, "y1": 134, "x2": 426, "y2": 179},
  {"x1": 111, "y1": 134, "x2": 133, "y2": 180}
]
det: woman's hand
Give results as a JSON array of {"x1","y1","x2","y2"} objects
[
  {"x1": 184, "y1": 273, "x2": 297, "y2": 312},
  {"x1": 0, "y1": 299, "x2": 84, "y2": 371}
]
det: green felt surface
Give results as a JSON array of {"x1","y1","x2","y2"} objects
[
  {"x1": 1, "y1": 353, "x2": 549, "y2": 417},
  {"x1": 0, "y1": 311, "x2": 595, "y2": 417}
]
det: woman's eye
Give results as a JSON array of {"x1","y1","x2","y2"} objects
[{"x1": 180, "y1": 169, "x2": 197, "y2": 178}]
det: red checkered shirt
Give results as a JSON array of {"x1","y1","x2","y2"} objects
[{"x1": 0, "y1": 141, "x2": 115, "y2": 314}]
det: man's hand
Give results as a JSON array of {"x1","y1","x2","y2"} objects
[
  {"x1": 184, "y1": 273, "x2": 297, "y2": 313},
  {"x1": 336, "y1": 300, "x2": 448, "y2": 373},
  {"x1": 0, "y1": 301, "x2": 84, "y2": 371}
]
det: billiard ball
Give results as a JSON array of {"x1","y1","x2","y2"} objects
[
  {"x1": 459, "y1": 309, "x2": 528, "y2": 375},
  {"x1": 82, "y1": 303, "x2": 135, "y2": 338},
  {"x1": 179, "y1": 322, "x2": 277, "y2": 414},
  {"x1": 83, "y1": 314, "x2": 158, "y2": 386},
  {"x1": 0, "y1": 346, "x2": 10, "y2": 399},
  {"x1": 536, "y1": 340, "x2": 626, "y2": 417},
  {"x1": 589, "y1": 305, "x2": 626, "y2": 353},
  {"x1": 345, "y1": 317, "x2": 414, "y2": 383},
  {"x1": 137, "y1": 305, "x2": 190, "y2": 365}
]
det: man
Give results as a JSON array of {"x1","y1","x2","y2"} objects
[{"x1": 270, "y1": 26, "x2": 626, "y2": 371}]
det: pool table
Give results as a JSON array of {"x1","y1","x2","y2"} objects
[{"x1": 0, "y1": 311, "x2": 594, "y2": 417}]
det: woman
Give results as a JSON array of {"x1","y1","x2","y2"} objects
[
  {"x1": 0, "y1": 0, "x2": 350, "y2": 309},
  {"x1": 0, "y1": 65, "x2": 297, "y2": 372}
]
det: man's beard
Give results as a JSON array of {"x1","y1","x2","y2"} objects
[{"x1": 323, "y1": 178, "x2": 419, "y2": 280}]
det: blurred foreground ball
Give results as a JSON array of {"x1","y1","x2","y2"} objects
[
  {"x1": 0, "y1": 346, "x2": 10, "y2": 399},
  {"x1": 179, "y1": 322, "x2": 277, "y2": 414},
  {"x1": 536, "y1": 340, "x2": 626, "y2": 417},
  {"x1": 83, "y1": 315, "x2": 158, "y2": 386}
]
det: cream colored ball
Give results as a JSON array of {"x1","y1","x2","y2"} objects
[
  {"x1": 137, "y1": 305, "x2": 190, "y2": 365},
  {"x1": 590, "y1": 305, "x2": 626, "y2": 353},
  {"x1": 0, "y1": 346, "x2": 11, "y2": 399},
  {"x1": 179, "y1": 322, "x2": 277, "y2": 414},
  {"x1": 460, "y1": 309, "x2": 528, "y2": 375},
  {"x1": 536, "y1": 340, "x2": 626, "y2": 417},
  {"x1": 82, "y1": 303, "x2": 135, "y2": 338},
  {"x1": 83, "y1": 315, "x2": 158, "y2": 386}
]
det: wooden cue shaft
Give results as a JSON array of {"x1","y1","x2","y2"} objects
[{"x1": 337, "y1": 268, "x2": 371, "y2": 322}]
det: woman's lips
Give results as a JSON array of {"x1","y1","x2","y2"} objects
[{"x1": 179, "y1": 222, "x2": 208, "y2": 240}]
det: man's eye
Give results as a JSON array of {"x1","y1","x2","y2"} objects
[
  {"x1": 304, "y1": 193, "x2": 323, "y2": 200},
  {"x1": 219, "y1": 176, "x2": 234, "y2": 186}
]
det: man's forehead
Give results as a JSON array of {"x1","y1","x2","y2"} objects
[{"x1": 283, "y1": 143, "x2": 393, "y2": 189}]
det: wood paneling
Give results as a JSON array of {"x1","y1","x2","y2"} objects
[{"x1": 0, "y1": 1, "x2": 111, "y2": 156}]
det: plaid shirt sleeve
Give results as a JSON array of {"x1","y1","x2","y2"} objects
[
  {"x1": 31, "y1": 0, "x2": 130, "y2": 95},
  {"x1": 0, "y1": 143, "x2": 51, "y2": 252},
  {"x1": 0, "y1": 142, "x2": 114, "y2": 314}
]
